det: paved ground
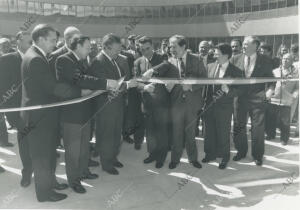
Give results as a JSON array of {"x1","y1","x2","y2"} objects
[{"x1": 0, "y1": 124, "x2": 299, "y2": 210}]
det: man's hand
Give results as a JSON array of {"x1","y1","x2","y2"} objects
[
  {"x1": 107, "y1": 79, "x2": 119, "y2": 91},
  {"x1": 142, "y1": 69, "x2": 154, "y2": 80},
  {"x1": 165, "y1": 83, "x2": 174, "y2": 92},
  {"x1": 143, "y1": 84, "x2": 155, "y2": 93},
  {"x1": 292, "y1": 91, "x2": 299, "y2": 99},
  {"x1": 127, "y1": 78, "x2": 138, "y2": 89},
  {"x1": 266, "y1": 89, "x2": 274, "y2": 99},
  {"x1": 221, "y1": 84, "x2": 229, "y2": 93},
  {"x1": 182, "y1": 84, "x2": 192, "y2": 91},
  {"x1": 81, "y1": 89, "x2": 93, "y2": 96}
]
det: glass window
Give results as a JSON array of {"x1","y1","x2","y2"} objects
[
  {"x1": 182, "y1": 6, "x2": 189, "y2": 17},
  {"x1": 236, "y1": 0, "x2": 244, "y2": 13},
  {"x1": 287, "y1": 0, "x2": 296, "y2": 6},
  {"x1": 92, "y1": 6, "x2": 99, "y2": 16},
  {"x1": 211, "y1": 2, "x2": 221, "y2": 15},
  {"x1": 77, "y1": 5, "x2": 84, "y2": 17},
  {"x1": 160, "y1": 6, "x2": 167, "y2": 18},
  {"x1": 61, "y1": 5, "x2": 68, "y2": 15},
  {"x1": 167, "y1": 6, "x2": 174, "y2": 17},
  {"x1": 205, "y1": 4, "x2": 212, "y2": 15},
  {"x1": 8, "y1": 0, "x2": 18, "y2": 13},
  {"x1": 153, "y1": 7, "x2": 159, "y2": 18},
  {"x1": 221, "y1": 2, "x2": 228, "y2": 14},
  {"x1": 145, "y1": 7, "x2": 152, "y2": 18},
  {"x1": 197, "y1": 4, "x2": 205, "y2": 16},
  {"x1": 260, "y1": 0, "x2": 269, "y2": 10},
  {"x1": 103, "y1": 7, "x2": 115, "y2": 17},
  {"x1": 228, "y1": 1, "x2": 235, "y2": 14},
  {"x1": 35, "y1": 2, "x2": 44, "y2": 15},
  {"x1": 190, "y1": 5, "x2": 196, "y2": 17},
  {"x1": 269, "y1": 0, "x2": 278, "y2": 9},
  {"x1": 252, "y1": 0, "x2": 260, "y2": 11},
  {"x1": 244, "y1": 0, "x2": 252, "y2": 11},
  {"x1": 278, "y1": 0, "x2": 287, "y2": 7},
  {"x1": 0, "y1": 0, "x2": 8, "y2": 12},
  {"x1": 43, "y1": 3, "x2": 51, "y2": 15},
  {"x1": 84, "y1": 6, "x2": 92, "y2": 16},
  {"x1": 129, "y1": 7, "x2": 137, "y2": 17},
  {"x1": 52, "y1": 4, "x2": 60, "y2": 14},
  {"x1": 27, "y1": 1, "x2": 35, "y2": 14},
  {"x1": 174, "y1": 6, "x2": 181, "y2": 17},
  {"x1": 135, "y1": 7, "x2": 144, "y2": 17},
  {"x1": 68, "y1": 5, "x2": 76, "y2": 16}
]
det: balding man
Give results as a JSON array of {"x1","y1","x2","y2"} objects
[
  {"x1": 230, "y1": 36, "x2": 274, "y2": 166},
  {"x1": 198, "y1": 41, "x2": 215, "y2": 68}
]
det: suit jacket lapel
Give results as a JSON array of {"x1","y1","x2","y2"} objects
[
  {"x1": 250, "y1": 53, "x2": 261, "y2": 77},
  {"x1": 102, "y1": 53, "x2": 119, "y2": 79},
  {"x1": 32, "y1": 46, "x2": 48, "y2": 64},
  {"x1": 68, "y1": 52, "x2": 85, "y2": 73},
  {"x1": 185, "y1": 52, "x2": 191, "y2": 76}
]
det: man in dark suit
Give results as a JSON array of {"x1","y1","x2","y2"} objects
[
  {"x1": 89, "y1": 34, "x2": 137, "y2": 175},
  {"x1": 230, "y1": 36, "x2": 274, "y2": 166},
  {"x1": 144, "y1": 35, "x2": 206, "y2": 169},
  {"x1": 202, "y1": 43, "x2": 243, "y2": 169},
  {"x1": 48, "y1": 26, "x2": 81, "y2": 152},
  {"x1": 0, "y1": 31, "x2": 33, "y2": 187},
  {"x1": 56, "y1": 35, "x2": 119, "y2": 193},
  {"x1": 134, "y1": 36, "x2": 173, "y2": 168},
  {"x1": 21, "y1": 24, "x2": 77, "y2": 202}
]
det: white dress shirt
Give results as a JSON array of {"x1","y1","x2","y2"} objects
[{"x1": 215, "y1": 61, "x2": 229, "y2": 78}]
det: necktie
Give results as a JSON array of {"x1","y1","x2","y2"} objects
[
  {"x1": 245, "y1": 56, "x2": 251, "y2": 77},
  {"x1": 213, "y1": 64, "x2": 221, "y2": 92},
  {"x1": 179, "y1": 58, "x2": 186, "y2": 78},
  {"x1": 112, "y1": 59, "x2": 122, "y2": 78}
]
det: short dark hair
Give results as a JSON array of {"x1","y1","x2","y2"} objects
[
  {"x1": 31, "y1": 24, "x2": 56, "y2": 42},
  {"x1": 138, "y1": 36, "x2": 152, "y2": 45},
  {"x1": 16, "y1": 31, "x2": 30, "y2": 41},
  {"x1": 169, "y1": 35, "x2": 187, "y2": 49},
  {"x1": 70, "y1": 35, "x2": 90, "y2": 51},
  {"x1": 215, "y1": 43, "x2": 232, "y2": 59},
  {"x1": 231, "y1": 39, "x2": 242, "y2": 47},
  {"x1": 102, "y1": 33, "x2": 121, "y2": 48},
  {"x1": 260, "y1": 43, "x2": 273, "y2": 53}
]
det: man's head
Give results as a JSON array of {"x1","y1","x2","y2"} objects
[
  {"x1": 259, "y1": 43, "x2": 273, "y2": 57},
  {"x1": 161, "y1": 39, "x2": 169, "y2": 53},
  {"x1": 31, "y1": 24, "x2": 57, "y2": 54},
  {"x1": 214, "y1": 43, "x2": 232, "y2": 64},
  {"x1": 0, "y1": 38, "x2": 13, "y2": 55},
  {"x1": 127, "y1": 34, "x2": 136, "y2": 49},
  {"x1": 70, "y1": 35, "x2": 91, "y2": 60},
  {"x1": 169, "y1": 35, "x2": 187, "y2": 58},
  {"x1": 282, "y1": 53, "x2": 294, "y2": 69},
  {"x1": 198, "y1": 41, "x2": 209, "y2": 56},
  {"x1": 15, "y1": 31, "x2": 32, "y2": 53},
  {"x1": 279, "y1": 44, "x2": 289, "y2": 57},
  {"x1": 102, "y1": 33, "x2": 122, "y2": 59},
  {"x1": 89, "y1": 40, "x2": 99, "y2": 58},
  {"x1": 231, "y1": 39, "x2": 242, "y2": 55},
  {"x1": 242, "y1": 36, "x2": 260, "y2": 56},
  {"x1": 138, "y1": 36, "x2": 154, "y2": 59},
  {"x1": 290, "y1": 44, "x2": 299, "y2": 62},
  {"x1": 63, "y1": 26, "x2": 81, "y2": 48}
]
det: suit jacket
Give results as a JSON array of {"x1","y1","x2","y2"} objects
[
  {"x1": 89, "y1": 52, "x2": 130, "y2": 110},
  {"x1": 151, "y1": 52, "x2": 206, "y2": 111},
  {"x1": 230, "y1": 53, "x2": 274, "y2": 103},
  {"x1": 20, "y1": 46, "x2": 76, "y2": 124},
  {"x1": 204, "y1": 62, "x2": 244, "y2": 107},
  {"x1": 48, "y1": 45, "x2": 69, "y2": 78},
  {"x1": 55, "y1": 51, "x2": 108, "y2": 124},
  {"x1": 120, "y1": 50, "x2": 135, "y2": 78},
  {"x1": 0, "y1": 51, "x2": 24, "y2": 129}
]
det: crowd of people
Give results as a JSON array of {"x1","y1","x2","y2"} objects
[{"x1": 0, "y1": 24, "x2": 299, "y2": 202}]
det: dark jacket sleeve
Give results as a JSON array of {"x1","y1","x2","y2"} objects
[{"x1": 56, "y1": 56, "x2": 107, "y2": 90}]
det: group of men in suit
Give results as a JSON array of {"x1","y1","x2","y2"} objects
[{"x1": 0, "y1": 22, "x2": 296, "y2": 203}]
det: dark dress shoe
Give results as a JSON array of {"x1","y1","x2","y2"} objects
[
  {"x1": 201, "y1": 156, "x2": 216, "y2": 163},
  {"x1": 123, "y1": 136, "x2": 134, "y2": 144},
  {"x1": 0, "y1": 166, "x2": 5, "y2": 173},
  {"x1": 232, "y1": 153, "x2": 246, "y2": 161},
  {"x1": 54, "y1": 182, "x2": 68, "y2": 190},
  {"x1": 169, "y1": 162, "x2": 178, "y2": 169},
  {"x1": 134, "y1": 143, "x2": 141, "y2": 150},
  {"x1": 0, "y1": 142, "x2": 14, "y2": 147},
  {"x1": 38, "y1": 192, "x2": 67, "y2": 202},
  {"x1": 104, "y1": 168, "x2": 119, "y2": 175},
  {"x1": 82, "y1": 173, "x2": 98, "y2": 180},
  {"x1": 20, "y1": 176, "x2": 31, "y2": 187},
  {"x1": 281, "y1": 141, "x2": 287, "y2": 146},
  {"x1": 71, "y1": 183, "x2": 86, "y2": 194},
  {"x1": 143, "y1": 156, "x2": 155, "y2": 164},
  {"x1": 218, "y1": 161, "x2": 228, "y2": 169},
  {"x1": 191, "y1": 161, "x2": 202, "y2": 169},
  {"x1": 255, "y1": 159, "x2": 263, "y2": 166},
  {"x1": 155, "y1": 162, "x2": 163, "y2": 169},
  {"x1": 88, "y1": 159, "x2": 100, "y2": 167},
  {"x1": 114, "y1": 161, "x2": 124, "y2": 168}
]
